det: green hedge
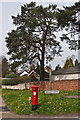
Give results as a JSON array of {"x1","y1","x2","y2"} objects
[
  {"x1": 5, "y1": 73, "x2": 18, "y2": 78},
  {"x1": 2, "y1": 77, "x2": 26, "y2": 85}
]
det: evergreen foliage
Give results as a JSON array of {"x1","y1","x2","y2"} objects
[
  {"x1": 5, "y1": 73, "x2": 18, "y2": 78},
  {"x1": 63, "y1": 58, "x2": 73, "y2": 69},
  {"x1": 75, "y1": 59, "x2": 79, "y2": 66},
  {"x1": 5, "y1": 2, "x2": 62, "y2": 81},
  {"x1": 55, "y1": 64, "x2": 61, "y2": 71},
  {"x1": 2, "y1": 56, "x2": 9, "y2": 78},
  {"x1": 56, "y1": 1, "x2": 80, "y2": 50},
  {"x1": 2, "y1": 77, "x2": 25, "y2": 85}
]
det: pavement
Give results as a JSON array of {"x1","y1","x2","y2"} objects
[{"x1": 0, "y1": 94, "x2": 80, "y2": 120}]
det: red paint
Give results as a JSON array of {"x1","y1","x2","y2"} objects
[{"x1": 31, "y1": 86, "x2": 39, "y2": 105}]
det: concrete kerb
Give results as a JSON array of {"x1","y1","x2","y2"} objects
[{"x1": 2, "y1": 112, "x2": 79, "y2": 119}]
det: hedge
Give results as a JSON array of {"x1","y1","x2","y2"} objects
[
  {"x1": 2, "y1": 77, "x2": 26, "y2": 85},
  {"x1": 5, "y1": 73, "x2": 18, "y2": 78}
]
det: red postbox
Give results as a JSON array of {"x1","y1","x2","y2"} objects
[{"x1": 31, "y1": 86, "x2": 39, "y2": 111}]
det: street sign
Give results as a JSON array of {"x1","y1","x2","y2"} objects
[{"x1": 44, "y1": 90, "x2": 59, "y2": 94}]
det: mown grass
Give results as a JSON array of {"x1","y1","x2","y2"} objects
[{"x1": 2, "y1": 89, "x2": 80, "y2": 115}]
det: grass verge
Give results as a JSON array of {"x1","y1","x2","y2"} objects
[{"x1": 2, "y1": 89, "x2": 80, "y2": 115}]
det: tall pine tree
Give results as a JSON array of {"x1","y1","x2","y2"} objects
[{"x1": 6, "y1": 2, "x2": 62, "y2": 81}]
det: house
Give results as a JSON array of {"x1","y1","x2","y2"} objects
[
  {"x1": 52, "y1": 65, "x2": 80, "y2": 81},
  {"x1": 26, "y1": 70, "x2": 40, "y2": 82},
  {"x1": 44, "y1": 66, "x2": 52, "y2": 73},
  {"x1": 51, "y1": 65, "x2": 80, "y2": 90},
  {"x1": 20, "y1": 71, "x2": 28, "y2": 77},
  {"x1": 34, "y1": 69, "x2": 49, "y2": 80},
  {"x1": 26, "y1": 69, "x2": 49, "y2": 81},
  {"x1": 29, "y1": 65, "x2": 80, "y2": 91}
]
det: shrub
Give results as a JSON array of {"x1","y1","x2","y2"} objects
[
  {"x1": 5, "y1": 73, "x2": 18, "y2": 78},
  {"x1": 2, "y1": 77, "x2": 26, "y2": 85}
]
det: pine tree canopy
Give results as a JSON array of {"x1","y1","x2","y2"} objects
[
  {"x1": 56, "y1": 1, "x2": 80, "y2": 50},
  {"x1": 5, "y1": 2, "x2": 62, "y2": 80}
]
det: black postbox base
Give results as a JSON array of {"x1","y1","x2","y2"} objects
[{"x1": 32, "y1": 105, "x2": 38, "y2": 111}]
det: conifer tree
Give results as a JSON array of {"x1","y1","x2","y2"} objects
[
  {"x1": 2, "y1": 56, "x2": 9, "y2": 77},
  {"x1": 56, "y1": 1, "x2": 80, "y2": 50},
  {"x1": 75, "y1": 59, "x2": 78, "y2": 66},
  {"x1": 55, "y1": 64, "x2": 61, "y2": 71},
  {"x1": 69, "y1": 58, "x2": 73, "y2": 67},
  {"x1": 63, "y1": 58, "x2": 73, "y2": 69},
  {"x1": 5, "y1": 2, "x2": 62, "y2": 81}
]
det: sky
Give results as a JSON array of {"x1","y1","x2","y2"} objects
[{"x1": 0, "y1": 0, "x2": 79, "y2": 69}]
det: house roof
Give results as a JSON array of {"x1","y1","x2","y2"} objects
[
  {"x1": 20, "y1": 71, "x2": 28, "y2": 77},
  {"x1": 52, "y1": 65, "x2": 80, "y2": 75},
  {"x1": 34, "y1": 69, "x2": 49, "y2": 78},
  {"x1": 28, "y1": 70, "x2": 40, "y2": 77}
]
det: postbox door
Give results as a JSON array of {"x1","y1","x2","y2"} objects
[{"x1": 32, "y1": 89, "x2": 38, "y2": 105}]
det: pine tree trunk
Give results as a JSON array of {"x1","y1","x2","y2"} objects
[
  {"x1": 40, "y1": 52, "x2": 44, "y2": 81},
  {"x1": 40, "y1": 30, "x2": 47, "y2": 81}
]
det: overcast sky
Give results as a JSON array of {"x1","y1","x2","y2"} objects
[{"x1": 0, "y1": 0, "x2": 79, "y2": 69}]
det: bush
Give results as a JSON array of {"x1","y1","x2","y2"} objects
[
  {"x1": 5, "y1": 73, "x2": 18, "y2": 78},
  {"x1": 2, "y1": 77, "x2": 26, "y2": 85}
]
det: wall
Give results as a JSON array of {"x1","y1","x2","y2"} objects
[
  {"x1": 2, "y1": 80, "x2": 80, "y2": 90},
  {"x1": 29, "y1": 73, "x2": 80, "y2": 91},
  {"x1": 29, "y1": 80, "x2": 80, "y2": 91},
  {"x1": 2, "y1": 73, "x2": 80, "y2": 90}
]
